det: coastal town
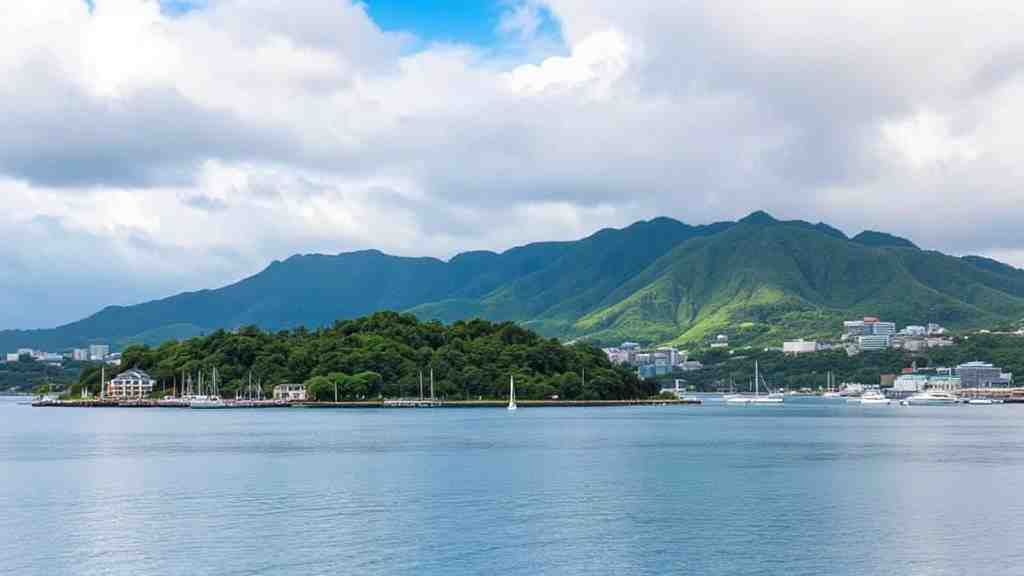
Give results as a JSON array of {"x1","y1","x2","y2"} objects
[
  {"x1": 5, "y1": 314, "x2": 1022, "y2": 408},
  {"x1": 601, "y1": 316, "x2": 1020, "y2": 401}
]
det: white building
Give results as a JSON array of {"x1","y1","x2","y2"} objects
[
  {"x1": 107, "y1": 369, "x2": 156, "y2": 399},
  {"x1": 783, "y1": 340, "x2": 819, "y2": 354},
  {"x1": 857, "y1": 334, "x2": 891, "y2": 351},
  {"x1": 5, "y1": 353, "x2": 19, "y2": 363},
  {"x1": 902, "y1": 325, "x2": 927, "y2": 337},
  {"x1": 273, "y1": 383, "x2": 307, "y2": 401},
  {"x1": 72, "y1": 348, "x2": 90, "y2": 361},
  {"x1": 656, "y1": 347, "x2": 683, "y2": 367},
  {"x1": 893, "y1": 374, "x2": 929, "y2": 393},
  {"x1": 89, "y1": 344, "x2": 110, "y2": 361}
]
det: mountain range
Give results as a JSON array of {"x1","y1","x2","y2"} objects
[{"x1": 5, "y1": 211, "x2": 1024, "y2": 352}]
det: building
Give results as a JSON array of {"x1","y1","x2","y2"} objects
[
  {"x1": 602, "y1": 342, "x2": 642, "y2": 365},
  {"x1": 844, "y1": 317, "x2": 892, "y2": 336},
  {"x1": 89, "y1": 344, "x2": 110, "y2": 361},
  {"x1": 926, "y1": 337, "x2": 954, "y2": 348},
  {"x1": 273, "y1": 383, "x2": 307, "y2": 401},
  {"x1": 656, "y1": 346, "x2": 684, "y2": 367},
  {"x1": 5, "y1": 353, "x2": 18, "y2": 363},
  {"x1": 72, "y1": 348, "x2": 90, "y2": 361},
  {"x1": 106, "y1": 369, "x2": 156, "y2": 399},
  {"x1": 106, "y1": 352, "x2": 123, "y2": 367},
  {"x1": 902, "y1": 325, "x2": 927, "y2": 337},
  {"x1": 857, "y1": 334, "x2": 891, "y2": 351},
  {"x1": 678, "y1": 360, "x2": 704, "y2": 372},
  {"x1": 783, "y1": 340, "x2": 819, "y2": 355},
  {"x1": 710, "y1": 334, "x2": 729, "y2": 349},
  {"x1": 893, "y1": 374, "x2": 929, "y2": 393},
  {"x1": 956, "y1": 362, "x2": 1012, "y2": 389}
]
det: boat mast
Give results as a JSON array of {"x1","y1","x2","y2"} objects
[
  {"x1": 430, "y1": 368, "x2": 435, "y2": 401},
  {"x1": 755, "y1": 360, "x2": 759, "y2": 397}
]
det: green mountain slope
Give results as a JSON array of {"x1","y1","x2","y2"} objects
[
  {"x1": 3, "y1": 211, "x2": 1023, "y2": 351},
  {"x1": 572, "y1": 214, "x2": 1024, "y2": 346}
]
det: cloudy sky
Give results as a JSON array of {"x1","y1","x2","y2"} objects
[{"x1": 3, "y1": 0, "x2": 1024, "y2": 329}]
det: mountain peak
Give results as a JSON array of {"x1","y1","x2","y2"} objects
[
  {"x1": 738, "y1": 210, "x2": 778, "y2": 225},
  {"x1": 852, "y1": 230, "x2": 918, "y2": 249}
]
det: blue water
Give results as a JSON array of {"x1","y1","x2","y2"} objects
[{"x1": 3, "y1": 397, "x2": 1024, "y2": 575}]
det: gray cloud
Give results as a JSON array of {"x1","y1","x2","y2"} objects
[{"x1": 2, "y1": 0, "x2": 1024, "y2": 330}]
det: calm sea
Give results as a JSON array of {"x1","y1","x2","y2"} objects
[{"x1": 3, "y1": 396, "x2": 1024, "y2": 576}]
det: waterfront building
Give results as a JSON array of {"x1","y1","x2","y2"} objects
[
  {"x1": 72, "y1": 348, "x2": 89, "y2": 361},
  {"x1": 107, "y1": 369, "x2": 156, "y2": 399},
  {"x1": 273, "y1": 383, "x2": 307, "y2": 401},
  {"x1": 956, "y1": 361, "x2": 1012, "y2": 389},
  {"x1": 5, "y1": 353, "x2": 19, "y2": 363},
  {"x1": 783, "y1": 340, "x2": 819, "y2": 355},
  {"x1": 893, "y1": 374, "x2": 929, "y2": 393},
  {"x1": 89, "y1": 344, "x2": 110, "y2": 361}
]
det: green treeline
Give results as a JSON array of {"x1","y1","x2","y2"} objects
[{"x1": 100, "y1": 312, "x2": 652, "y2": 401}]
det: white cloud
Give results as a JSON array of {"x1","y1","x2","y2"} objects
[{"x1": 3, "y1": 0, "x2": 1024, "y2": 328}]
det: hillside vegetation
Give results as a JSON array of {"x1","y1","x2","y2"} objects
[
  {"x1": 4, "y1": 212, "x2": 1024, "y2": 351},
  {"x1": 85, "y1": 312, "x2": 651, "y2": 401}
]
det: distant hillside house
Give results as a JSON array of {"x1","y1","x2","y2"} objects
[
  {"x1": 107, "y1": 369, "x2": 156, "y2": 399},
  {"x1": 783, "y1": 340, "x2": 819, "y2": 355},
  {"x1": 273, "y1": 383, "x2": 307, "y2": 401}
]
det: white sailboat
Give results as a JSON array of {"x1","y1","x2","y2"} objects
[
  {"x1": 726, "y1": 361, "x2": 783, "y2": 404},
  {"x1": 191, "y1": 367, "x2": 227, "y2": 409},
  {"x1": 507, "y1": 374, "x2": 517, "y2": 411}
]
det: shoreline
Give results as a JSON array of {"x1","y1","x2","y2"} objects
[{"x1": 29, "y1": 398, "x2": 703, "y2": 409}]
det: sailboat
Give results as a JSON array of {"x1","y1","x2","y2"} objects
[
  {"x1": 507, "y1": 375, "x2": 517, "y2": 411},
  {"x1": 191, "y1": 367, "x2": 227, "y2": 409},
  {"x1": 726, "y1": 361, "x2": 783, "y2": 404}
]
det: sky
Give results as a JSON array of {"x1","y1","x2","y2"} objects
[{"x1": 3, "y1": 0, "x2": 1024, "y2": 330}]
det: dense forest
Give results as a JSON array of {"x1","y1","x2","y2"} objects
[
  {"x1": 79, "y1": 312, "x2": 652, "y2": 401},
  {"x1": 665, "y1": 334, "x2": 1024, "y2": 391}
]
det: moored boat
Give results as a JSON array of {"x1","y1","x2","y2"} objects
[
  {"x1": 858, "y1": 390, "x2": 891, "y2": 405},
  {"x1": 725, "y1": 361, "x2": 783, "y2": 405},
  {"x1": 901, "y1": 391, "x2": 958, "y2": 406}
]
